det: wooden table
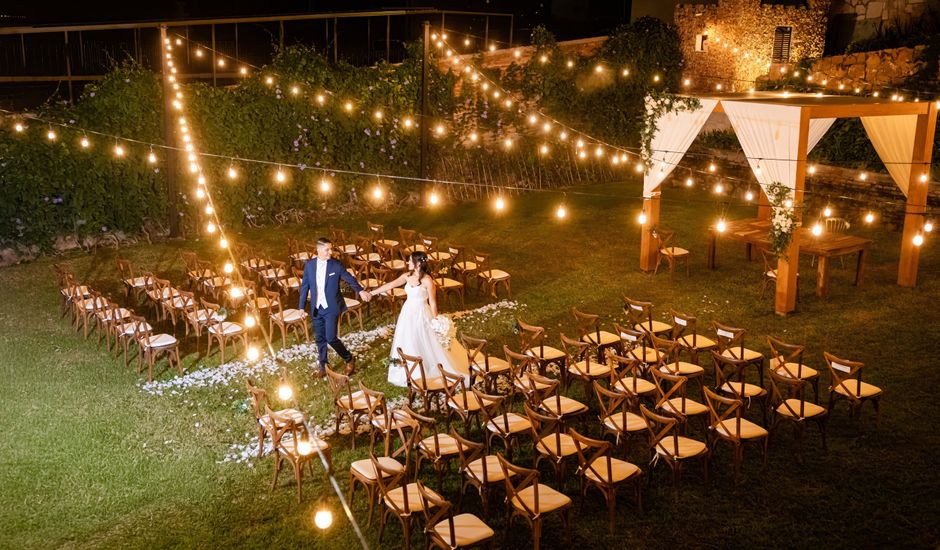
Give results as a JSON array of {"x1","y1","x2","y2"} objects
[{"x1": 706, "y1": 218, "x2": 872, "y2": 297}]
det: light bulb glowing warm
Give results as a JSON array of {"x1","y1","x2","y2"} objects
[
  {"x1": 402, "y1": 117, "x2": 413, "y2": 129},
  {"x1": 539, "y1": 144, "x2": 549, "y2": 155},
  {"x1": 913, "y1": 233, "x2": 924, "y2": 246},
  {"x1": 503, "y1": 139, "x2": 513, "y2": 149},
  {"x1": 148, "y1": 152, "x2": 157, "y2": 164},
  {"x1": 489, "y1": 44, "x2": 496, "y2": 51},
  {"x1": 314, "y1": 509, "x2": 333, "y2": 530},
  {"x1": 428, "y1": 192, "x2": 440, "y2": 205},
  {"x1": 114, "y1": 145, "x2": 125, "y2": 157},
  {"x1": 623, "y1": 68, "x2": 630, "y2": 76},
  {"x1": 594, "y1": 146, "x2": 603, "y2": 158},
  {"x1": 14, "y1": 122, "x2": 25, "y2": 133},
  {"x1": 638, "y1": 212, "x2": 647, "y2": 225},
  {"x1": 514, "y1": 49, "x2": 521, "y2": 58},
  {"x1": 595, "y1": 64, "x2": 604, "y2": 73},
  {"x1": 277, "y1": 384, "x2": 293, "y2": 401},
  {"x1": 708, "y1": 163, "x2": 716, "y2": 172},
  {"x1": 528, "y1": 114, "x2": 538, "y2": 125},
  {"x1": 240, "y1": 67, "x2": 248, "y2": 75},
  {"x1": 865, "y1": 212, "x2": 875, "y2": 224},
  {"x1": 204, "y1": 204, "x2": 214, "y2": 215},
  {"x1": 265, "y1": 76, "x2": 274, "y2": 85},
  {"x1": 686, "y1": 177, "x2": 694, "y2": 187},
  {"x1": 344, "y1": 101, "x2": 354, "y2": 112},
  {"x1": 291, "y1": 86, "x2": 300, "y2": 96},
  {"x1": 245, "y1": 315, "x2": 256, "y2": 328},
  {"x1": 504, "y1": 99, "x2": 512, "y2": 108},
  {"x1": 653, "y1": 74, "x2": 661, "y2": 82},
  {"x1": 434, "y1": 125, "x2": 445, "y2": 136},
  {"x1": 566, "y1": 60, "x2": 574, "y2": 68},
  {"x1": 223, "y1": 262, "x2": 233, "y2": 274},
  {"x1": 217, "y1": 58, "x2": 225, "y2": 67},
  {"x1": 319, "y1": 179, "x2": 331, "y2": 192},
  {"x1": 80, "y1": 136, "x2": 90, "y2": 148},
  {"x1": 920, "y1": 173, "x2": 928, "y2": 183},
  {"x1": 227, "y1": 166, "x2": 237, "y2": 179},
  {"x1": 683, "y1": 78, "x2": 690, "y2": 86},
  {"x1": 745, "y1": 190, "x2": 754, "y2": 201},
  {"x1": 275, "y1": 169, "x2": 286, "y2": 183},
  {"x1": 46, "y1": 129, "x2": 57, "y2": 141},
  {"x1": 808, "y1": 165, "x2": 817, "y2": 174},
  {"x1": 219, "y1": 237, "x2": 228, "y2": 249},
  {"x1": 576, "y1": 139, "x2": 585, "y2": 149},
  {"x1": 559, "y1": 131, "x2": 568, "y2": 141},
  {"x1": 195, "y1": 48, "x2": 203, "y2": 57},
  {"x1": 925, "y1": 221, "x2": 934, "y2": 233},
  {"x1": 859, "y1": 172, "x2": 868, "y2": 181},
  {"x1": 716, "y1": 219, "x2": 727, "y2": 233},
  {"x1": 635, "y1": 163, "x2": 644, "y2": 173},
  {"x1": 494, "y1": 197, "x2": 505, "y2": 211},
  {"x1": 229, "y1": 287, "x2": 243, "y2": 299},
  {"x1": 195, "y1": 188, "x2": 206, "y2": 199},
  {"x1": 812, "y1": 223, "x2": 823, "y2": 236},
  {"x1": 372, "y1": 187, "x2": 383, "y2": 200},
  {"x1": 469, "y1": 132, "x2": 479, "y2": 142},
  {"x1": 373, "y1": 110, "x2": 383, "y2": 120},
  {"x1": 556, "y1": 205, "x2": 567, "y2": 219},
  {"x1": 189, "y1": 162, "x2": 199, "y2": 173},
  {"x1": 206, "y1": 222, "x2": 216, "y2": 233},
  {"x1": 824, "y1": 206, "x2": 833, "y2": 217},
  {"x1": 714, "y1": 183, "x2": 724, "y2": 194}
]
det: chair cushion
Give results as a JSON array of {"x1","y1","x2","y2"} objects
[
  {"x1": 272, "y1": 308, "x2": 307, "y2": 323},
  {"x1": 337, "y1": 390, "x2": 369, "y2": 411},
  {"x1": 584, "y1": 457, "x2": 641, "y2": 484},
  {"x1": 259, "y1": 267, "x2": 287, "y2": 280},
  {"x1": 567, "y1": 360, "x2": 612, "y2": 378},
  {"x1": 721, "y1": 347, "x2": 763, "y2": 362},
  {"x1": 290, "y1": 251, "x2": 312, "y2": 261},
  {"x1": 661, "y1": 397, "x2": 708, "y2": 417},
  {"x1": 714, "y1": 417, "x2": 769, "y2": 440},
  {"x1": 525, "y1": 346, "x2": 565, "y2": 361},
  {"x1": 465, "y1": 455, "x2": 512, "y2": 483},
  {"x1": 186, "y1": 309, "x2": 213, "y2": 324},
  {"x1": 469, "y1": 355, "x2": 511, "y2": 375},
  {"x1": 773, "y1": 362, "x2": 819, "y2": 380},
  {"x1": 678, "y1": 334, "x2": 717, "y2": 349},
  {"x1": 419, "y1": 433, "x2": 461, "y2": 457},
  {"x1": 277, "y1": 434, "x2": 329, "y2": 458},
  {"x1": 510, "y1": 484, "x2": 571, "y2": 514},
  {"x1": 258, "y1": 408, "x2": 305, "y2": 430},
  {"x1": 80, "y1": 297, "x2": 109, "y2": 310},
  {"x1": 202, "y1": 276, "x2": 231, "y2": 288},
  {"x1": 661, "y1": 246, "x2": 689, "y2": 257},
  {"x1": 124, "y1": 276, "x2": 151, "y2": 288},
  {"x1": 62, "y1": 285, "x2": 90, "y2": 298},
  {"x1": 350, "y1": 456, "x2": 404, "y2": 480},
  {"x1": 633, "y1": 320, "x2": 671, "y2": 334},
  {"x1": 719, "y1": 381, "x2": 766, "y2": 398},
  {"x1": 344, "y1": 297, "x2": 361, "y2": 309},
  {"x1": 776, "y1": 399, "x2": 827, "y2": 419},
  {"x1": 96, "y1": 307, "x2": 131, "y2": 321},
  {"x1": 384, "y1": 483, "x2": 439, "y2": 513},
  {"x1": 832, "y1": 379, "x2": 882, "y2": 399},
  {"x1": 121, "y1": 322, "x2": 151, "y2": 335},
  {"x1": 655, "y1": 436, "x2": 708, "y2": 459},
  {"x1": 384, "y1": 259, "x2": 407, "y2": 270},
  {"x1": 371, "y1": 410, "x2": 418, "y2": 432},
  {"x1": 359, "y1": 252, "x2": 382, "y2": 263},
  {"x1": 432, "y1": 513, "x2": 494, "y2": 547},
  {"x1": 612, "y1": 377, "x2": 656, "y2": 396},
  {"x1": 207, "y1": 321, "x2": 244, "y2": 336},
  {"x1": 582, "y1": 330, "x2": 620, "y2": 346},
  {"x1": 480, "y1": 269, "x2": 510, "y2": 280},
  {"x1": 540, "y1": 396, "x2": 588, "y2": 417},
  {"x1": 437, "y1": 277, "x2": 463, "y2": 289},
  {"x1": 486, "y1": 412, "x2": 531, "y2": 435},
  {"x1": 453, "y1": 261, "x2": 478, "y2": 272},
  {"x1": 278, "y1": 277, "x2": 301, "y2": 290},
  {"x1": 629, "y1": 347, "x2": 660, "y2": 363},
  {"x1": 603, "y1": 411, "x2": 648, "y2": 433},
  {"x1": 447, "y1": 391, "x2": 483, "y2": 412},
  {"x1": 410, "y1": 375, "x2": 449, "y2": 392},
  {"x1": 659, "y1": 361, "x2": 704, "y2": 376},
  {"x1": 536, "y1": 433, "x2": 578, "y2": 457},
  {"x1": 142, "y1": 333, "x2": 177, "y2": 348},
  {"x1": 429, "y1": 251, "x2": 453, "y2": 262}
]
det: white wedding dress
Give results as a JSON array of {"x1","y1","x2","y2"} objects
[{"x1": 387, "y1": 282, "x2": 462, "y2": 387}]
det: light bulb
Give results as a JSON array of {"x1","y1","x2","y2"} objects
[
  {"x1": 808, "y1": 165, "x2": 817, "y2": 174},
  {"x1": 634, "y1": 163, "x2": 644, "y2": 173},
  {"x1": 554, "y1": 204, "x2": 567, "y2": 219},
  {"x1": 824, "y1": 206, "x2": 833, "y2": 217},
  {"x1": 653, "y1": 74, "x2": 661, "y2": 82},
  {"x1": 227, "y1": 166, "x2": 237, "y2": 179},
  {"x1": 291, "y1": 86, "x2": 300, "y2": 95},
  {"x1": 275, "y1": 169, "x2": 286, "y2": 183},
  {"x1": 913, "y1": 233, "x2": 924, "y2": 246},
  {"x1": 206, "y1": 222, "x2": 216, "y2": 233},
  {"x1": 240, "y1": 67, "x2": 248, "y2": 75},
  {"x1": 539, "y1": 54, "x2": 548, "y2": 64},
  {"x1": 114, "y1": 144, "x2": 125, "y2": 157},
  {"x1": 14, "y1": 122, "x2": 25, "y2": 132},
  {"x1": 494, "y1": 197, "x2": 505, "y2": 211},
  {"x1": 623, "y1": 68, "x2": 630, "y2": 76},
  {"x1": 686, "y1": 177, "x2": 694, "y2": 187},
  {"x1": 148, "y1": 151, "x2": 157, "y2": 164},
  {"x1": 428, "y1": 191, "x2": 440, "y2": 205},
  {"x1": 217, "y1": 58, "x2": 225, "y2": 67},
  {"x1": 683, "y1": 78, "x2": 690, "y2": 86},
  {"x1": 316, "y1": 94, "x2": 325, "y2": 105},
  {"x1": 344, "y1": 101, "x2": 353, "y2": 112},
  {"x1": 492, "y1": 90, "x2": 500, "y2": 99},
  {"x1": 372, "y1": 187, "x2": 383, "y2": 200},
  {"x1": 576, "y1": 139, "x2": 585, "y2": 149},
  {"x1": 434, "y1": 125, "x2": 445, "y2": 136},
  {"x1": 578, "y1": 151, "x2": 587, "y2": 159},
  {"x1": 229, "y1": 287, "x2": 244, "y2": 299},
  {"x1": 784, "y1": 199, "x2": 793, "y2": 209},
  {"x1": 373, "y1": 110, "x2": 383, "y2": 120},
  {"x1": 566, "y1": 60, "x2": 574, "y2": 68},
  {"x1": 540, "y1": 144, "x2": 549, "y2": 155},
  {"x1": 195, "y1": 188, "x2": 206, "y2": 199},
  {"x1": 865, "y1": 212, "x2": 875, "y2": 224},
  {"x1": 559, "y1": 131, "x2": 568, "y2": 141},
  {"x1": 708, "y1": 163, "x2": 716, "y2": 172},
  {"x1": 755, "y1": 164, "x2": 761, "y2": 175},
  {"x1": 197, "y1": 175, "x2": 206, "y2": 185},
  {"x1": 469, "y1": 132, "x2": 479, "y2": 142},
  {"x1": 265, "y1": 76, "x2": 274, "y2": 85},
  {"x1": 920, "y1": 173, "x2": 928, "y2": 183},
  {"x1": 503, "y1": 138, "x2": 513, "y2": 149},
  {"x1": 514, "y1": 49, "x2": 521, "y2": 58},
  {"x1": 859, "y1": 172, "x2": 868, "y2": 181},
  {"x1": 504, "y1": 99, "x2": 512, "y2": 108},
  {"x1": 594, "y1": 146, "x2": 603, "y2": 158},
  {"x1": 204, "y1": 204, "x2": 214, "y2": 215},
  {"x1": 716, "y1": 219, "x2": 727, "y2": 232},
  {"x1": 319, "y1": 179, "x2": 331, "y2": 192},
  {"x1": 219, "y1": 237, "x2": 228, "y2": 249},
  {"x1": 925, "y1": 221, "x2": 934, "y2": 233},
  {"x1": 528, "y1": 114, "x2": 538, "y2": 125},
  {"x1": 277, "y1": 384, "x2": 293, "y2": 401},
  {"x1": 638, "y1": 212, "x2": 647, "y2": 225},
  {"x1": 223, "y1": 262, "x2": 233, "y2": 274},
  {"x1": 195, "y1": 48, "x2": 203, "y2": 57},
  {"x1": 595, "y1": 64, "x2": 604, "y2": 73},
  {"x1": 80, "y1": 136, "x2": 90, "y2": 148},
  {"x1": 402, "y1": 117, "x2": 413, "y2": 129},
  {"x1": 714, "y1": 183, "x2": 724, "y2": 194},
  {"x1": 245, "y1": 314, "x2": 256, "y2": 328},
  {"x1": 490, "y1": 44, "x2": 496, "y2": 52},
  {"x1": 46, "y1": 129, "x2": 57, "y2": 141},
  {"x1": 464, "y1": 38, "x2": 471, "y2": 46},
  {"x1": 246, "y1": 346, "x2": 260, "y2": 361},
  {"x1": 745, "y1": 190, "x2": 754, "y2": 201},
  {"x1": 812, "y1": 223, "x2": 823, "y2": 236},
  {"x1": 314, "y1": 509, "x2": 333, "y2": 530},
  {"x1": 542, "y1": 122, "x2": 551, "y2": 133}
]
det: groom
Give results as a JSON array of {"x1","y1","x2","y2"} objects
[{"x1": 299, "y1": 237, "x2": 371, "y2": 377}]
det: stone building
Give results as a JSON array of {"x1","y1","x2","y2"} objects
[
  {"x1": 827, "y1": 0, "x2": 940, "y2": 53},
  {"x1": 674, "y1": 0, "x2": 831, "y2": 91}
]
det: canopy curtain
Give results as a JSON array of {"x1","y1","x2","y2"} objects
[
  {"x1": 642, "y1": 98, "x2": 719, "y2": 198},
  {"x1": 721, "y1": 101, "x2": 835, "y2": 196},
  {"x1": 860, "y1": 114, "x2": 918, "y2": 197}
]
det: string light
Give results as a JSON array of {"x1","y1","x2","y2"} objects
[
  {"x1": 227, "y1": 164, "x2": 237, "y2": 180},
  {"x1": 716, "y1": 219, "x2": 727, "y2": 233},
  {"x1": 745, "y1": 189, "x2": 754, "y2": 201},
  {"x1": 195, "y1": 188, "x2": 206, "y2": 199},
  {"x1": 291, "y1": 86, "x2": 300, "y2": 96},
  {"x1": 219, "y1": 237, "x2": 228, "y2": 249},
  {"x1": 685, "y1": 177, "x2": 694, "y2": 187},
  {"x1": 240, "y1": 67, "x2": 248, "y2": 75},
  {"x1": 217, "y1": 58, "x2": 225, "y2": 68},
  {"x1": 246, "y1": 346, "x2": 260, "y2": 361},
  {"x1": 784, "y1": 199, "x2": 793, "y2": 209},
  {"x1": 319, "y1": 179, "x2": 331, "y2": 192},
  {"x1": 206, "y1": 222, "x2": 216, "y2": 234},
  {"x1": 80, "y1": 135, "x2": 90, "y2": 148},
  {"x1": 275, "y1": 167, "x2": 286, "y2": 183},
  {"x1": 925, "y1": 221, "x2": 934, "y2": 233},
  {"x1": 539, "y1": 144, "x2": 550, "y2": 155},
  {"x1": 503, "y1": 138, "x2": 513, "y2": 149},
  {"x1": 653, "y1": 74, "x2": 660, "y2": 83},
  {"x1": 865, "y1": 212, "x2": 875, "y2": 224},
  {"x1": 823, "y1": 205, "x2": 833, "y2": 217},
  {"x1": 812, "y1": 222, "x2": 823, "y2": 236},
  {"x1": 314, "y1": 509, "x2": 333, "y2": 530},
  {"x1": 808, "y1": 165, "x2": 817, "y2": 175},
  {"x1": 371, "y1": 185, "x2": 383, "y2": 200},
  {"x1": 114, "y1": 144, "x2": 125, "y2": 157},
  {"x1": 434, "y1": 124, "x2": 445, "y2": 137},
  {"x1": 859, "y1": 172, "x2": 868, "y2": 181},
  {"x1": 468, "y1": 132, "x2": 479, "y2": 143},
  {"x1": 373, "y1": 110, "x2": 383, "y2": 120},
  {"x1": 638, "y1": 212, "x2": 647, "y2": 225},
  {"x1": 920, "y1": 173, "x2": 929, "y2": 183},
  {"x1": 555, "y1": 204, "x2": 567, "y2": 219},
  {"x1": 265, "y1": 76, "x2": 274, "y2": 85},
  {"x1": 714, "y1": 182, "x2": 724, "y2": 194},
  {"x1": 494, "y1": 196, "x2": 506, "y2": 211},
  {"x1": 402, "y1": 117, "x2": 414, "y2": 129},
  {"x1": 344, "y1": 101, "x2": 354, "y2": 112},
  {"x1": 708, "y1": 163, "x2": 716, "y2": 173},
  {"x1": 755, "y1": 160, "x2": 761, "y2": 176},
  {"x1": 223, "y1": 262, "x2": 233, "y2": 274},
  {"x1": 912, "y1": 233, "x2": 924, "y2": 246},
  {"x1": 277, "y1": 384, "x2": 293, "y2": 401},
  {"x1": 244, "y1": 314, "x2": 256, "y2": 328},
  {"x1": 204, "y1": 204, "x2": 214, "y2": 215},
  {"x1": 428, "y1": 191, "x2": 440, "y2": 205},
  {"x1": 148, "y1": 148, "x2": 157, "y2": 164},
  {"x1": 14, "y1": 122, "x2": 24, "y2": 133}
]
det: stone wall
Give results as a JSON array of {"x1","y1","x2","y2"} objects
[
  {"x1": 828, "y1": 0, "x2": 940, "y2": 50},
  {"x1": 805, "y1": 45, "x2": 927, "y2": 90},
  {"x1": 675, "y1": 0, "x2": 830, "y2": 92}
]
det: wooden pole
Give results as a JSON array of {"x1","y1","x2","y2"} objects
[
  {"x1": 210, "y1": 24, "x2": 216, "y2": 86},
  {"x1": 63, "y1": 31, "x2": 73, "y2": 103},
  {"x1": 898, "y1": 101, "x2": 938, "y2": 287},
  {"x1": 639, "y1": 193, "x2": 661, "y2": 271},
  {"x1": 333, "y1": 17, "x2": 338, "y2": 63},
  {"x1": 159, "y1": 25, "x2": 181, "y2": 238},
  {"x1": 774, "y1": 108, "x2": 809, "y2": 315},
  {"x1": 419, "y1": 21, "x2": 430, "y2": 180},
  {"x1": 386, "y1": 15, "x2": 390, "y2": 60}
]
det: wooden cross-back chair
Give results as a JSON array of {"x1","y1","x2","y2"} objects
[
  {"x1": 623, "y1": 296, "x2": 671, "y2": 335},
  {"x1": 651, "y1": 227, "x2": 690, "y2": 279},
  {"x1": 524, "y1": 402, "x2": 579, "y2": 487},
  {"x1": 451, "y1": 430, "x2": 514, "y2": 518},
  {"x1": 515, "y1": 318, "x2": 565, "y2": 375},
  {"x1": 417, "y1": 479, "x2": 495, "y2": 550},
  {"x1": 649, "y1": 367, "x2": 709, "y2": 433},
  {"x1": 460, "y1": 333, "x2": 511, "y2": 394},
  {"x1": 702, "y1": 387, "x2": 769, "y2": 480},
  {"x1": 398, "y1": 348, "x2": 453, "y2": 414},
  {"x1": 710, "y1": 350, "x2": 769, "y2": 427},
  {"x1": 614, "y1": 323, "x2": 660, "y2": 367},
  {"x1": 569, "y1": 428, "x2": 643, "y2": 534},
  {"x1": 267, "y1": 406, "x2": 331, "y2": 501},
  {"x1": 264, "y1": 288, "x2": 308, "y2": 348},
  {"x1": 639, "y1": 404, "x2": 710, "y2": 498},
  {"x1": 324, "y1": 366, "x2": 370, "y2": 449},
  {"x1": 116, "y1": 258, "x2": 150, "y2": 304},
  {"x1": 713, "y1": 320, "x2": 765, "y2": 386},
  {"x1": 649, "y1": 332, "x2": 706, "y2": 392},
  {"x1": 373, "y1": 457, "x2": 442, "y2": 550},
  {"x1": 594, "y1": 380, "x2": 648, "y2": 455},
  {"x1": 605, "y1": 349, "x2": 657, "y2": 399},
  {"x1": 473, "y1": 388, "x2": 531, "y2": 460},
  {"x1": 669, "y1": 310, "x2": 717, "y2": 365},
  {"x1": 559, "y1": 332, "x2": 612, "y2": 396},
  {"x1": 360, "y1": 382, "x2": 418, "y2": 458},
  {"x1": 472, "y1": 251, "x2": 512, "y2": 299},
  {"x1": 407, "y1": 405, "x2": 462, "y2": 489},
  {"x1": 768, "y1": 369, "x2": 828, "y2": 461},
  {"x1": 767, "y1": 336, "x2": 820, "y2": 403},
  {"x1": 571, "y1": 307, "x2": 620, "y2": 362},
  {"x1": 245, "y1": 377, "x2": 305, "y2": 458},
  {"x1": 824, "y1": 351, "x2": 883, "y2": 427},
  {"x1": 367, "y1": 221, "x2": 399, "y2": 247},
  {"x1": 496, "y1": 453, "x2": 572, "y2": 550}
]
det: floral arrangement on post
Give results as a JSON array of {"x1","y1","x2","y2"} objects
[{"x1": 767, "y1": 182, "x2": 798, "y2": 259}]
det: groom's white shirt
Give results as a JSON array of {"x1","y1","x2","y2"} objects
[{"x1": 315, "y1": 258, "x2": 328, "y2": 309}]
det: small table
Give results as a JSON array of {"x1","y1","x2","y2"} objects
[{"x1": 706, "y1": 218, "x2": 872, "y2": 297}]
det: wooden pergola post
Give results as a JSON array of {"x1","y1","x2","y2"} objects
[
  {"x1": 898, "y1": 101, "x2": 938, "y2": 287},
  {"x1": 639, "y1": 193, "x2": 661, "y2": 271},
  {"x1": 774, "y1": 108, "x2": 810, "y2": 315},
  {"x1": 757, "y1": 188, "x2": 772, "y2": 220}
]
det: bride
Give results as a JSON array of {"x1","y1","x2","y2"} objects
[{"x1": 370, "y1": 251, "x2": 458, "y2": 387}]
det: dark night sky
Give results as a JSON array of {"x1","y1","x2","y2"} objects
[{"x1": 0, "y1": 1, "x2": 632, "y2": 40}]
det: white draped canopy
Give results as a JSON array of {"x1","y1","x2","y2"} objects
[
  {"x1": 861, "y1": 114, "x2": 918, "y2": 197},
  {"x1": 642, "y1": 98, "x2": 718, "y2": 198}
]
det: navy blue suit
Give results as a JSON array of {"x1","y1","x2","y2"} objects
[{"x1": 298, "y1": 257, "x2": 364, "y2": 369}]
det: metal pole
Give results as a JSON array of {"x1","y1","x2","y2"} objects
[
  {"x1": 509, "y1": 15, "x2": 514, "y2": 47},
  {"x1": 64, "y1": 31, "x2": 73, "y2": 103},
  {"x1": 484, "y1": 17, "x2": 489, "y2": 47},
  {"x1": 134, "y1": 27, "x2": 140, "y2": 62},
  {"x1": 420, "y1": 21, "x2": 429, "y2": 180},
  {"x1": 386, "y1": 15, "x2": 390, "y2": 61},
  {"x1": 159, "y1": 25, "x2": 180, "y2": 238},
  {"x1": 279, "y1": 20, "x2": 284, "y2": 52},
  {"x1": 211, "y1": 24, "x2": 217, "y2": 86},
  {"x1": 234, "y1": 24, "x2": 238, "y2": 59},
  {"x1": 20, "y1": 33, "x2": 26, "y2": 68},
  {"x1": 333, "y1": 17, "x2": 338, "y2": 63},
  {"x1": 78, "y1": 30, "x2": 84, "y2": 69},
  {"x1": 185, "y1": 27, "x2": 190, "y2": 64},
  {"x1": 367, "y1": 18, "x2": 371, "y2": 62}
]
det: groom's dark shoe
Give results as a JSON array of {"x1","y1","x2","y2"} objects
[
  {"x1": 344, "y1": 358, "x2": 356, "y2": 376},
  {"x1": 315, "y1": 364, "x2": 327, "y2": 379}
]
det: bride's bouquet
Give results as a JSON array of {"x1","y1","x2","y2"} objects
[{"x1": 429, "y1": 315, "x2": 453, "y2": 351}]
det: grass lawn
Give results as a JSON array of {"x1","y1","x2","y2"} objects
[{"x1": 1, "y1": 179, "x2": 938, "y2": 549}]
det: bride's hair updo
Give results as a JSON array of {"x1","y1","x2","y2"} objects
[{"x1": 408, "y1": 251, "x2": 430, "y2": 280}]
